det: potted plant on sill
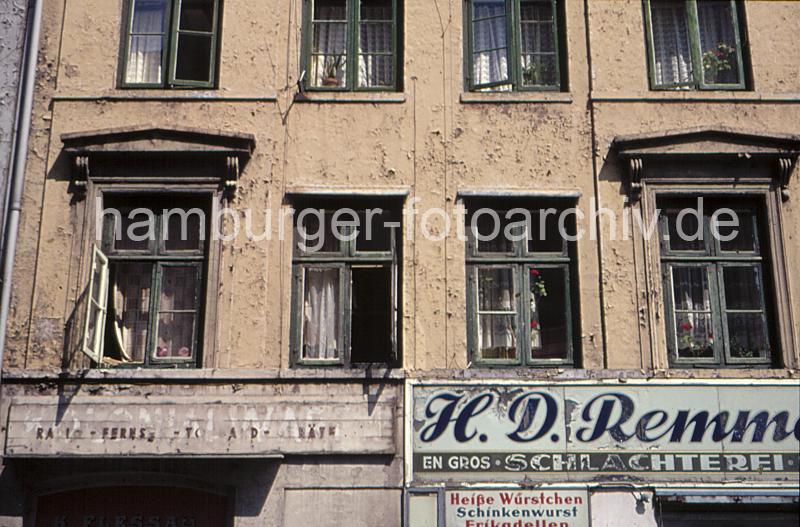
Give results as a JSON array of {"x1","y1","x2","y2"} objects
[
  {"x1": 321, "y1": 54, "x2": 344, "y2": 87},
  {"x1": 702, "y1": 43, "x2": 736, "y2": 84},
  {"x1": 522, "y1": 62, "x2": 552, "y2": 87}
]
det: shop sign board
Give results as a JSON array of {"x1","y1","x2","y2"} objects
[
  {"x1": 445, "y1": 489, "x2": 589, "y2": 527},
  {"x1": 410, "y1": 382, "x2": 800, "y2": 482},
  {"x1": 5, "y1": 392, "x2": 397, "y2": 457}
]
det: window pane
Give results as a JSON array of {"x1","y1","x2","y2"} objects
[
  {"x1": 519, "y1": 0, "x2": 558, "y2": 87},
  {"x1": 302, "y1": 268, "x2": 340, "y2": 359},
  {"x1": 722, "y1": 266, "x2": 763, "y2": 310},
  {"x1": 351, "y1": 265, "x2": 392, "y2": 362},
  {"x1": 666, "y1": 210, "x2": 705, "y2": 252},
  {"x1": 474, "y1": 210, "x2": 514, "y2": 253},
  {"x1": 477, "y1": 267, "x2": 517, "y2": 360},
  {"x1": 311, "y1": 0, "x2": 348, "y2": 87},
  {"x1": 359, "y1": 54, "x2": 394, "y2": 88},
  {"x1": 164, "y1": 209, "x2": 204, "y2": 251},
  {"x1": 109, "y1": 263, "x2": 153, "y2": 364},
  {"x1": 174, "y1": 33, "x2": 213, "y2": 82},
  {"x1": 131, "y1": 0, "x2": 168, "y2": 33},
  {"x1": 361, "y1": 0, "x2": 392, "y2": 20},
  {"x1": 160, "y1": 266, "x2": 199, "y2": 311},
  {"x1": 314, "y1": 0, "x2": 346, "y2": 20},
  {"x1": 356, "y1": 210, "x2": 393, "y2": 252},
  {"x1": 697, "y1": 0, "x2": 740, "y2": 84},
  {"x1": 125, "y1": 35, "x2": 164, "y2": 84},
  {"x1": 113, "y1": 209, "x2": 154, "y2": 251},
  {"x1": 718, "y1": 210, "x2": 757, "y2": 252},
  {"x1": 727, "y1": 313, "x2": 769, "y2": 359},
  {"x1": 478, "y1": 267, "x2": 515, "y2": 311},
  {"x1": 155, "y1": 312, "x2": 196, "y2": 359},
  {"x1": 298, "y1": 210, "x2": 340, "y2": 253},
  {"x1": 675, "y1": 312, "x2": 715, "y2": 358},
  {"x1": 529, "y1": 267, "x2": 569, "y2": 360},
  {"x1": 472, "y1": 0, "x2": 509, "y2": 85},
  {"x1": 178, "y1": 0, "x2": 215, "y2": 32},
  {"x1": 672, "y1": 266, "x2": 711, "y2": 311},
  {"x1": 528, "y1": 209, "x2": 566, "y2": 253},
  {"x1": 359, "y1": 1, "x2": 394, "y2": 90},
  {"x1": 650, "y1": 0, "x2": 693, "y2": 85}
]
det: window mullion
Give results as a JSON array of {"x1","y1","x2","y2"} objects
[
  {"x1": 342, "y1": 265, "x2": 353, "y2": 367},
  {"x1": 348, "y1": 0, "x2": 357, "y2": 90},
  {"x1": 145, "y1": 262, "x2": 163, "y2": 367},
  {"x1": 686, "y1": 0, "x2": 703, "y2": 88},
  {"x1": 728, "y1": 0, "x2": 746, "y2": 87},
  {"x1": 518, "y1": 264, "x2": 530, "y2": 365},
  {"x1": 711, "y1": 263, "x2": 727, "y2": 366},
  {"x1": 509, "y1": 0, "x2": 520, "y2": 89},
  {"x1": 167, "y1": 0, "x2": 181, "y2": 86}
]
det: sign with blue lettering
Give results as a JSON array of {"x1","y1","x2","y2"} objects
[{"x1": 410, "y1": 382, "x2": 800, "y2": 483}]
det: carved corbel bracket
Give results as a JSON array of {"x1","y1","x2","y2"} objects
[
  {"x1": 627, "y1": 157, "x2": 644, "y2": 201},
  {"x1": 72, "y1": 155, "x2": 90, "y2": 189},
  {"x1": 225, "y1": 155, "x2": 240, "y2": 190},
  {"x1": 778, "y1": 157, "x2": 794, "y2": 201}
]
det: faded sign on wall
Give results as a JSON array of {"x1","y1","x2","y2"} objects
[
  {"x1": 6, "y1": 392, "x2": 397, "y2": 457},
  {"x1": 445, "y1": 489, "x2": 589, "y2": 527},
  {"x1": 411, "y1": 382, "x2": 800, "y2": 483}
]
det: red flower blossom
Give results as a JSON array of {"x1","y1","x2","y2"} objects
[
  {"x1": 530, "y1": 320, "x2": 539, "y2": 329},
  {"x1": 680, "y1": 322, "x2": 692, "y2": 331},
  {"x1": 530, "y1": 269, "x2": 540, "y2": 277}
]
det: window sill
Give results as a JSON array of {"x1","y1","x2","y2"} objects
[
  {"x1": 460, "y1": 91, "x2": 573, "y2": 104},
  {"x1": 294, "y1": 91, "x2": 406, "y2": 104},
  {"x1": 1, "y1": 367, "x2": 406, "y2": 382},
  {"x1": 590, "y1": 91, "x2": 800, "y2": 103},
  {"x1": 52, "y1": 90, "x2": 279, "y2": 102}
]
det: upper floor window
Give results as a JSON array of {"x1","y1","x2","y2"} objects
[
  {"x1": 122, "y1": 0, "x2": 221, "y2": 88},
  {"x1": 291, "y1": 202, "x2": 401, "y2": 366},
  {"x1": 659, "y1": 198, "x2": 775, "y2": 367},
  {"x1": 302, "y1": 0, "x2": 401, "y2": 91},
  {"x1": 84, "y1": 196, "x2": 209, "y2": 368},
  {"x1": 466, "y1": 0, "x2": 564, "y2": 91},
  {"x1": 466, "y1": 202, "x2": 578, "y2": 367},
  {"x1": 645, "y1": 0, "x2": 747, "y2": 90}
]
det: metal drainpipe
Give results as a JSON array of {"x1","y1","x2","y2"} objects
[{"x1": 0, "y1": 0, "x2": 44, "y2": 386}]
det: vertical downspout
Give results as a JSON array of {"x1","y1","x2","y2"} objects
[
  {"x1": 0, "y1": 0, "x2": 45, "y2": 386},
  {"x1": 583, "y1": 0, "x2": 609, "y2": 367}
]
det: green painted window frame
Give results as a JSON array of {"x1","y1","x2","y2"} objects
[
  {"x1": 465, "y1": 0, "x2": 563, "y2": 92},
  {"x1": 643, "y1": 0, "x2": 747, "y2": 91},
  {"x1": 300, "y1": 0, "x2": 401, "y2": 92},
  {"x1": 121, "y1": 0, "x2": 221, "y2": 89},
  {"x1": 97, "y1": 202, "x2": 207, "y2": 368},
  {"x1": 659, "y1": 202, "x2": 774, "y2": 368},
  {"x1": 465, "y1": 206, "x2": 577, "y2": 367},
  {"x1": 290, "y1": 206, "x2": 401, "y2": 367}
]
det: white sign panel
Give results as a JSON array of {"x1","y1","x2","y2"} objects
[
  {"x1": 445, "y1": 490, "x2": 589, "y2": 527},
  {"x1": 411, "y1": 382, "x2": 800, "y2": 482}
]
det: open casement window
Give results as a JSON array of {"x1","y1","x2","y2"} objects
[
  {"x1": 466, "y1": 0, "x2": 563, "y2": 91},
  {"x1": 465, "y1": 204, "x2": 578, "y2": 367},
  {"x1": 291, "y1": 206, "x2": 401, "y2": 366},
  {"x1": 644, "y1": 0, "x2": 747, "y2": 90},
  {"x1": 82, "y1": 246, "x2": 110, "y2": 363},
  {"x1": 80, "y1": 197, "x2": 208, "y2": 368},
  {"x1": 659, "y1": 199, "x2": 776, "y2": 368},
  {"x1": 122, "y1": 0, "x2": 221, "y2": 88},
  {"x1": 657, "y1": 495, "x2": 799, "y2": 527},
  {"x1": 302, "y1": 0, "x2": 400, "y2": 91}
]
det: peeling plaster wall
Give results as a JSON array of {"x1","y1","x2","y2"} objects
[
  {"x1": 2, "y1": 2, "x2": 799, "y2": 379},
  {"x1": 0, "y1": 0, "x2": 28, "y2": 229}
]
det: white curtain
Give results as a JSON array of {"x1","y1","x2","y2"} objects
[
  {"x1": 697, "y1": 1, "x2": 738, "y2": 84},
  {"x1": 477, "y1": 269, "x2": 516, "y2": 355},
  {"x1": 472, "y1": 1, "x2": 509, "y2": 86},
  {"x1": 651, "y1": 2, "x2": 692, "y2": 85},
  {"x1": 311, "y1": 2, "x2": 348, "y2": 86},
  {"x1": 125, "y1": 0, "x2": 167, "y2": 84},
  {"x1": 111, "y1": 263, "x2": 152, "y2": 363},
  {"x1": 358, "y1": 3, "x2": 393, "y2": 87},
  {"x1": 303, "y1": 268, "x2": 340, "y2": 359}
]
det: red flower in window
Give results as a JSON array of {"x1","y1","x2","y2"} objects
[
  {"x1": 680, "y1": 322, "x2": 692, "y2": 332},
  {"x1": 530, "y1": 269, "x2": 540, "y2": 277},
  {"x1": 530, "y1": 320, "x2": 539, "y2": 329}
]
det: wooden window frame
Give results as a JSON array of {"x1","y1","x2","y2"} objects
[
  {"x1": 465, "y1": 0, "x2": 563, "y2": 92},
  {"x1": 643, "y1": 0, "x2": 747, "y2": 91},
  {"x1": 465, "y1": 205, "x2": 577, "y2": 367},
  {"x1": 120, "y1": 0, "x2": 222, "y2": 89},
  {"x1": 98, "y1": 198, "x2": 208, "y2": 368},
  {"x1": 290, "y1": 206, "x2": 401, "y2": 367},
  {"x1": 659, "y1": 200, "x2": 774, "y2": 368},
  {"x1": 300, "y1": 0, "x2": 401, "y2": 92}
]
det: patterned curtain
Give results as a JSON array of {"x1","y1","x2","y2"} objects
[
  {"x1": 311, "y1": 1, "x2": 348, "y2": 86},
  {"x1": 697, "y1": 0, "x2": 739, "y2": 84},
  {"x1": 125, "y1": 0, "x2": 167, "y2": 84},
  {"x1": 651, "y1": 1, "x2": 692, "y2": 85},
  {"x1": 359, "y1": 1, "x2": 394, "y2": 87},
  {"x1": 472, "y1": 0, "x2": 509, "y2": 86}
]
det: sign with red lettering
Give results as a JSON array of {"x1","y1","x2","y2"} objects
[
  {"x1": 35, "y1": 486, "x2": 229, "y2": 527},
  {"x1": 445, "y1": 490, "x2": 589, "y2": 527}
]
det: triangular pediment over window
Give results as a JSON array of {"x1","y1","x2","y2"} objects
[
  {"x1": 612, "y1": 127, "x2": 800, "y2": 198},
  {"x1": 62, "y1": 126, "x2": 256, "y2": 191}
]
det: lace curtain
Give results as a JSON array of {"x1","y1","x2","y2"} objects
[
  {"x1": 651, "y1": 1, "x2": 692, "y2": 85},
  {"x1": 125, "y1": 0, "x2": 167, "y2": 84},
  {"x1": 472, "y1": 0, "x2": 509, "y2": 86},
  {"x1": 302, "y1": 268, "x2": 340, "y2": 359}
]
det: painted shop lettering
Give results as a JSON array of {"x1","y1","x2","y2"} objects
[{"x1": 420, "y1": 391, "x2": 800, "y2": 445}]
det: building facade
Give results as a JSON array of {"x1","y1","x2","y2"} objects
[{"x1": 1, "y1": 1, "x2": 798, "y2": 526}]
